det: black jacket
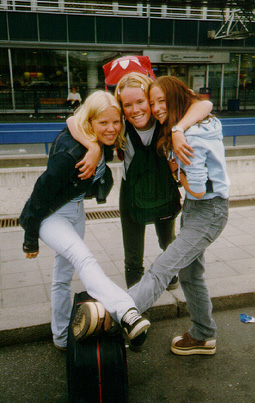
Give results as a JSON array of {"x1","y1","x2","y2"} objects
[{"x1": 19, "y1": 126, "x2": 113, "y2": 253}]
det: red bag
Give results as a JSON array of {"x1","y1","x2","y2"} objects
[{"x1": 103, "y1": 55, "x2": 155, "y2": 90}]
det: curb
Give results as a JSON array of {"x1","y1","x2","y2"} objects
[{"x1": 1, "y1": 291, "x2": 255, "y2": 348}]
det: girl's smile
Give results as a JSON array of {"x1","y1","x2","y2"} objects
[
  {"x1": 149, "y1": 85, "x2": 168, "y2": 125},
  {"x1": 120, "y1": 87, "x2": 153, "y2": 131},
  {"x1": 91, "y1": 106, "x2": 121, "y2": 146}
]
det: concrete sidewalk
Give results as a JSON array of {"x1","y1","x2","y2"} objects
[{"x1": 1, "y1": 205, "x2": 255, "y2": 346}]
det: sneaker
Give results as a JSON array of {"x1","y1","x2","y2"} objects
[
  {"x1": 171, "y1": 332, "x2": 216, "y2": 356},
  {"x1": 166, "y1": 275, "x2": 179, "y2": 291},
  {"x1": 121, "y1": 308, "x2": 150, "y2": 340},
  {"x1": 72, "y1": 301, "x2": 105, "y2": 341}
]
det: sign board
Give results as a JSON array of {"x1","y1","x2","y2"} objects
[{"x1": 144, "y1": 51, "x2": 230, "y2": 64}]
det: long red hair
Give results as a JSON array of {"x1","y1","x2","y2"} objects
[{"x1": 149, "y1": 76, "x2": 202, "y2": 156}]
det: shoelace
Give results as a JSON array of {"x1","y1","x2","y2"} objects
[{"x1": 122, "y1": 309, "x2": 142, "y2": 326}]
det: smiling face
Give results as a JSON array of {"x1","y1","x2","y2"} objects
[
  {"x1": 120, "y1": 87, "x2": 153, "y2": 131},
  {"x1": 149, "y1": 85, "x2": 168, "y2": 125},
  {"x1": 91, "y1": 106, "x2": 121, "y2": 146}
]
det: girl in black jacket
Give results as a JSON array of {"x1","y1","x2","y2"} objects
[{"x1": 19, "y1": 91, "x2": 150, "y2": 350}]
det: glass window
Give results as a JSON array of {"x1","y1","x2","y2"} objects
[
  {"x1": 68, "y1": 51, "x2": 126, "y2": 97},
  {"x1": 0, "y1": 12, "x2": 8, "y2": 40},
  {"x1": 68, "y1": 15, "x2": 95, "y2": 43},
  {"x1": 0, "y1": 49, "x2": 12, "y2": 110},
  {"x1": 8, "y1": 12, "x2": 37, "y2": 41},
  {"x1": 223, "y1": 53, "x2": 239, "y2": 106},
  {"x1": 39, "y1": 14, "x2": 67, "y2": 42},
  {"x1": 188, "y1": 65, "x2": 206, "y2": 91},
  {"x1": 11, "y1": 49, "x2": 68, "y2": 109},
  {"x1": 208, "y1": 64, "x2": 223, "y2": 110},
  {"x1": 151, "y1": 64, "x2": 169, "y2": 78},
  {"x1": 239, "y1": 53, "x2": 255, "y2": 108},
  {"x1": 150, "y1": 19, "x2": 173, "y2": 45},
  {"x1": 96, "y1": 17, "x2": 122, "y2": 44},
  {"x1": 198, "y1": 20, "x2": 222, "y2": 47},
  {"x1": 123, "y1": 18, "x2": 148, "y2": 44},
  {"x1": 174, "y1": 20, "x2": 198, "y2": 46}
]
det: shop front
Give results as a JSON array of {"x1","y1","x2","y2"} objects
[
  {"x1": 1, "y1": 47, "x2": 255, "y2": 113},
  {"x1": 144, "y1": 50, "x2": 255, "y2": 111}
]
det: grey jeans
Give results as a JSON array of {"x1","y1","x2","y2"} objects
[{"x1": 128, "y1": 197, "x2": 229, "y2": 340}]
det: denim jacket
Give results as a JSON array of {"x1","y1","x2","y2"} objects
[{"x1": 19, "y1": 126, "x2": 113, "y2": 253}]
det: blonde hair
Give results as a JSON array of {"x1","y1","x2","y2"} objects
[
  {"x1": 115, "y1": 72, "x2": 153, "y2": 105},
  {"x1": 73, "y1": 90, "x2": 125, "y2": 149}
]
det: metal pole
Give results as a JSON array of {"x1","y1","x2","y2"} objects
[
  {"x1": 220, "y1": 64, "x2": 224, "y2": 111},
  {"x1": 8, "y1": 49, "x2": 15, "y2": 110},
  {"x1": 206, "y1": 65, "x2": 209, "y2": 87},
  {"x1": 236, "y1": 54, "x2": 241, "y2": 100},
  {"x1": 66, "y1": 50, "x2": 70, "y2": 93}
]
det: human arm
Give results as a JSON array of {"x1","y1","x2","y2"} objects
[
  {"x1": 21, "y1": 153, "x2": 77, "y2": 257},
  {"x1": 172, "y1": 100, "x2": 213, "y2": 166},
  {"x1": 67, "y1": 116, "x2": 101, "y2": 179}
]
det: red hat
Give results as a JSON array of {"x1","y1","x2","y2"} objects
[{"x1": 103, "y1": 55, "x2": 155, "y2": 87}]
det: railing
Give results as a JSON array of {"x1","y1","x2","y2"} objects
[
  {"x1": 0, "y1": 0, "x2": 245, "y2": 21},
  {"x1": 0, "y1": 122, "x2": 65, "y2": 154},
  {"x1": 1, "y1": 118, "x2": 255, "y2": 155},
  {"x1": 221, "y1": 117, "x2": 255, "y2": 146}
]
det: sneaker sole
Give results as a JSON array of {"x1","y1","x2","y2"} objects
[
  {"x1": 171, "y1": 335, "x2": 216, "y2": 356},
  {"x1": 171, "y1": 345, "x2": 216, "y2": 355},
  {"x1": 127, "y1": 319, "x2": 151, "y2": 340},
  {"x1": 94, "y1": 302, "x2": 106, "y2": 336},
  {"x1": 72, "y1": 302, "x2": 100, "y2": 341}
]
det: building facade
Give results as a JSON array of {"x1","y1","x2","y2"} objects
[{"x1": 0, "y1": 1, "x2": 255, "y2": 113}]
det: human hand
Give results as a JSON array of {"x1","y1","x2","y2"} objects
[
  {"x1": 25, "y1": 251, "x2": 39, "y2": 259},
  {"x1": 76, "y1": 146, "x2": 101, "y2": 180},
  {"x1": 168, "y1": 157, "x2": 178, "y2": 173},
  {"x1": 172, "y1": 131, "x2": 194, "y2": 166}
]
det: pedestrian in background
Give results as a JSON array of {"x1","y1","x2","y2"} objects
[{"x1": 66, "y1": 86, "x2": 82, "y2": 110}]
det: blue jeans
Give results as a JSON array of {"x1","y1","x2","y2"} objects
[
  {"x1": 39, "y1": 201, "x2": 136, "y2": 347},
  {"x1": 128, "y1": 197, "x2": 229, "y2": 340}
]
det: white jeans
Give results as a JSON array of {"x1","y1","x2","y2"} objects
[{"x1": 39, "y1": 201, "x2": 135, "y2": 348}]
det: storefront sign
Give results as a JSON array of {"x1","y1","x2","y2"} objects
[
  {"x1": 144, "y1": 51, "x2": 229, "y2": 64},
  {"x1": 161, "y1": 52, "x2": 229, "y2": 63}
]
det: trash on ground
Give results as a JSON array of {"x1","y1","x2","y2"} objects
[{"x1": 240, "y1": 314, "x2": 255, "y2": 323}]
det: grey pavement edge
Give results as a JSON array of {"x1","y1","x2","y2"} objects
[{"x1": 1, "y1": 205, "x2": 255, "y2": 347}]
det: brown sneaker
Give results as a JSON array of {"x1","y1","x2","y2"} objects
[{"x1": 171, "y1": 332, "x2": 216, "y2": 356}]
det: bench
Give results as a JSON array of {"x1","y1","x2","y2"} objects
[
  {"x1": 36, "y1": 97, "x2": 72, "y2": 115},
  {"x1": 39, "y1": 98, "x2": 67, "y2": 108},
  {"x1": 0, "y1": 122, "x2": 66, "y2": 154}
]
